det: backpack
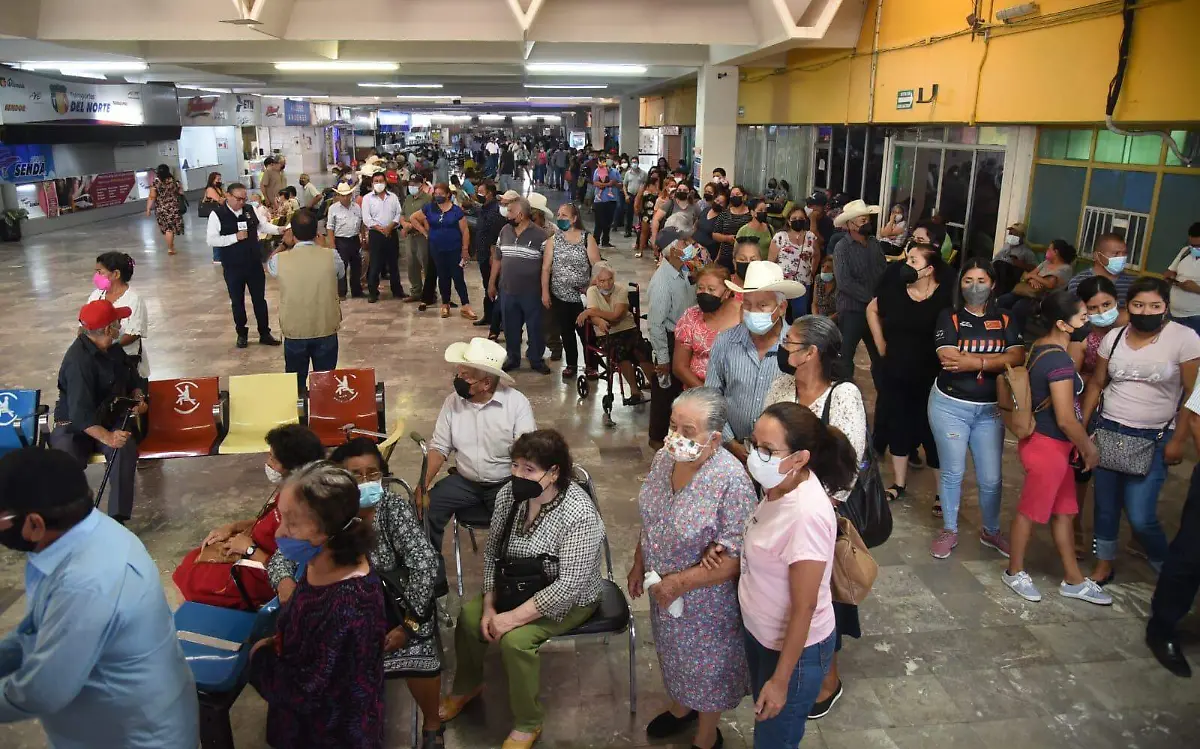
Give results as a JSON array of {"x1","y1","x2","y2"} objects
[{"x1": 996, "y1": 345, "x2": 1059, "y2": 439}]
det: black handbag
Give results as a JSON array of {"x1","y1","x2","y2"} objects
[
  {"x1": 492, "y1": 497, "x2": 556, "y2": 613},
  {"x1": 376, "y1": 505, "x2": 433, "y2": 641},
  {"x1": 198, "y1": 198, "x2": 218, "y2": 219},
  {"x1": 822, "y1": 383, "x2": 893, "y2": 549}
]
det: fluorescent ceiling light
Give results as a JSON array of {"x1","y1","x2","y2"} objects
[
  {"x1": 394, "y1": 95, "x2": 458, "y2": 100},
  {"x1": 358, "y1": 83, "x2": 442, "y2": 89},
  {"x1": 274, "y1": 61, "x2": 398, "y2": 72},
  {"x1": 180, "y1": 86, "x2": 231, "y2": 94},
  {"x1": 528, "y1": 96, "x2": 595, "y2": 101},
  {"x1": 18, "y1": 61, "x2": 148, "y2": 72},
  {"x1": 523, "y1": 84, "x2": 608, "y2": 90},
  {"x1": 525, "y1": 63, "x2": 646, "y2": 75}
]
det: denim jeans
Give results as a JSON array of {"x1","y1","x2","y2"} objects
[
  {"x1": 1092, "y1": 416, "x2": 1172, "y2": 569},
  {"x1": 744, "y1": 628, "x2": 834, "y2": 749},
  {"x1": 502, "y1": 292, "x2": 545, "y2": 367},
  {"x1": 283, "y1": 333, "x2": 339, "y2": 390},
  {"x1": 927, "y1": 385, "x2": 1005, "y2": 535}
]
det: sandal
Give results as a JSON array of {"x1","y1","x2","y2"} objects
[
  {"x1": 487, "y1": 333, "x2": 500, "y2": 342},
  {"x1": 561, "y1": 366, "x2": 577, "y2": 379},
  {"x1": 885, "y1": 484, "x2": 906, "y2": 502},
  {"x1": 440, "y1": 305, "x2": 451, "y2": 318},
  {"x1": 418, "y1": 302, "x2": 429, "y2": 312},
  {"x1": 932, "y1": 496, "x2": 943, "y2": 517},
  {"x1": 439, "y1": 687, "x2": 482, "y2": 722},
  {"x1": 634, "y1": 251, "x2": 643, "y2": 258}
]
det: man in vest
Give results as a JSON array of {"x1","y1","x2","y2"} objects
[
  {"x1": 205, "y1": 182, "x2": 285, "y2": 349},
  {"x1": 267, "y1": 209, "x2": 345, "y2": 388}
]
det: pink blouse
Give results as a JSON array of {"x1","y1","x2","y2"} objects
[{"x1": 675, "y1": 305, "x2": 721, "y2": 382}]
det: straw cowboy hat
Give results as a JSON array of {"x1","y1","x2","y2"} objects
[
  {"x1": 364, "y1": 155, "x2": 384, "y2": 165},
  {"x1": 444, "y1": 338, "x2": 514, "y2": 385},
  {"x1": 526, "y1": 192, "x2": 556, "y2": 222},
  {"x1": 359, "y1": 162, "x2": 384, "y2": 179},
  {"x1": 333, "y1": 182, "x2": 356, "y2": 196},
  {"x1": 833, "y1": 198, "x2": 881, "y2": 228},
  {"x1": 725, "y1": 260, "x2": 806, "y2": 298}
]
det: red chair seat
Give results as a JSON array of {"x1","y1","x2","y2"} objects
[
  {"x1": 307, "y1": 369, "x2": 382, "y2": 447},
  {"x1": 138, "y1": 377, "x2": 221, "y2": 459}
]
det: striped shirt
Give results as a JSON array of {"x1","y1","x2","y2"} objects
[
  {"x1": 704, "y1": 323, "x2": 787, "y2": 441},
  {"x1": 647, "y1": 260, "x2": 695, "y2": 362},
  {"x1": 497, "y1": 223, "x2": 549, "y2": 295}
]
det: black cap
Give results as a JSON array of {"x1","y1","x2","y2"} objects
[
  {"x1": 0, "y1": 449, "x2": 90, "y2": 513},
  {"x1": 805, "y1": 191, "x2": 828, "y2": 207}
]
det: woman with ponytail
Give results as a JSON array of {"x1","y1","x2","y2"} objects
[{"x1": 88, "y1": 251, "x2": 150, "y2": 377}]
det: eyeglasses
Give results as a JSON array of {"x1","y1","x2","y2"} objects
[
  {"x1": 351, "y1": 470, "x2": 384, "y2": 483},
  {"x1": 746, "y1": 437, "x2": 787, "y2": 462}
]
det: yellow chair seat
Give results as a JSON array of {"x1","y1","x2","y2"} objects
[
  {"x1": 88, "y1": 453, "x2": 106, "y2": 464},
  {"x1": 218, "y1": 373, "x2": 300, "y2": 455}
]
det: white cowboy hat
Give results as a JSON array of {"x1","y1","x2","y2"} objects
[
  {"x1": 364, "y1": 155, "x2": 384, "y2": 165},
  {"x1": 333, "y1": 182, "x2": 356, "y2": 196},
  {"x1": 725, "y1": 260, "x2": 806, "y2": 299},
  {"x1": 359, "y1": 163, "x2": 384, "y2": 178},
  {"x1": 526, "y1": 192, "x2": 556, "y2": 222},
  {"x1": 833, "y1": 198, "x2": 881, "y2": 228},
  {"x1": 444, "y1": 338, "x2": 514, "y2": 385}
]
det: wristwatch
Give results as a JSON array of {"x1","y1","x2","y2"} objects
[{"x1": 243, "y1": 544, "x2": 257, "y2": 558}]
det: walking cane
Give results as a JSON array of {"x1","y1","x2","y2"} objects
[{"x1": 94, "y1": 406, "x2": 134, "y2": 509}]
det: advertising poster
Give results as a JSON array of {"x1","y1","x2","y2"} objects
[
  {"x1": 36, "y1": 171, "x2": 140, "y2": 216},
  {"x1": 283, "y1": 99, "x2": 311, "y2": 126},
  {"x1": 569, "y1": 130, "x2": 587, "y2": 149},
  {"x1": 179, "y1": 94, "x2": 232, "y2": 123},
  {"x1": 261, "y1": 98, "x2": 285, "y2": 126},
  {"x1": 0, "y1": 143, "x2": 55, "y2": 183},
  {"x1": 0, "y1": 70, "x2": 144, "y2": 125},
  {"x1": 235, "y1": 95, "x2": 256, "y2": 126}
]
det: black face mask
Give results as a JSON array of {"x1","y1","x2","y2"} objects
[
  {"x1": 898, "y1": 264, "x2": 920, "y2": 285},
  {"x1": 735, "y1": 261, "x2": 751, "y2": 279},
  {"x1": 775, "y1": 346, "x2": 797, "y2": 376},
  {"x1": 789, "y1": 219, "x2": 808, "y2": 232},
  {"x1": 1128, "y1": 312, "x2": 1166, "y2": 333},
  {"x1": 676, "y1": 190, "x2": 690, "y2": 201},
  {"x1": 453, "y1": 376, "x2": 474, "y2": 399},
  {"x1": 1069, "y1": 321, "x2": 1093, "y2": 343},
  {"x1": 510, "y1": 474, "x2": 547, "y2": 503},
  {"x1": 0, "y1": 514, "x2": 36, "y2": 552},
  {"x1": 703, "y1": 192, "x2": 714, "y2": 201},
  {"x1": 696, "y1": 292, "x2": 723, "y2": 314},
  {"x1": 857, "y1": 221, "x2": 876, "y2": 237},
  {"x1": 729, "y1": 196, "x2": 744, "y2": 208},
  {"x1": 755, "y1": 212, "x2": 768, "y2": 223}
]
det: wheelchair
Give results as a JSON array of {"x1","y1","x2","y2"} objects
[{"x1": 576, "y1": 282, "x2": 653, "y2": 427}]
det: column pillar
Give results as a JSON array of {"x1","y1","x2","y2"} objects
[
  {"x1": 695, "y1": 64, "x2": 739, "y2": 184},
  {"x1": 618, "y1": 97, "x2": 640, "y2": 158},
  {"x1": 590, "y1": 105, "x2": 605, "y2": 151}
]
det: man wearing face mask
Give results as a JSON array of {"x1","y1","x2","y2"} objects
[
  {"x1": 622, "y1": 158, "x2": 647, "y2": 238},
  {"x1": 1066, "y1": 232, "x2": 1136, "y2": 306},
  {"x1": 992, "y1": 222, "x2": 1037, "y2": 293},
  {"x1": 422, "y1": 338, "x2": 537, "y2": 596},
  {"x1": 0, "y1": 449, "x2": 198, "y2": 749},
  {"x1": 591, "y1": 156, "x2": 622, "y2": 248},
  {"x1": 325, "y1": 182, "x2": 365, "y2": 299},
  {"x1": 704, "y1": 262, "x2": 806, "y2": 462},
  {"x1": 647, "y1": 221, "x2": 700, "y2": 447},
  {"x1": 401, "y1": 174, "x2": 434, "y2": 304},
  {"x1": 831, "y1": 199, "x2": 886, "y2": 381},
  {"x1": 473, "y1": 181, "x2": 505, "y2": 328},
  {"x1": 492, "y1": 198, "x2": 553, "y2": 373},
  {"x1": 48, "y1": 300, "x2": 148, "y2": 523},
  {"x1": 1162, "y1": 222, "x2": 1200, "y2": 337},
  {"x1": 362, "y1": 171, "x2": 406, "y2": 304}
]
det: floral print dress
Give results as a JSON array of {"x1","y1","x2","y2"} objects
[
  {"x1": 152, "y1": 177, "x2": 184, "y2": 235},
  {"x1": 638, "y1": 448, "x2": 757, "y2": 711},
  {"x1": 674, "y1": 305, "x2": 722, "y2": 383}
]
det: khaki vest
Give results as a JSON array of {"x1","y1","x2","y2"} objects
[{"x1": 277, "y1": 243, "x2": 342, "y2": 340}]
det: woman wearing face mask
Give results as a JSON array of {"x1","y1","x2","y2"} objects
[
  {"x1": 768, "y1": 207, "x2": 820, "y2": 318},
  {"x1": 674, "y1": 265, "x2": 742, "y2": 389},
  {"x1": 722, "y1": 403, "x2": 857, "y2": 748},
  {"x1": 441, "y1": 430, "x2": 604, "y2": 749},
  {"x1": 731, "y1": 239, "x2": 764, "y2": 299},
  {"x1": 877, "y1": 204, "x2": 908, "y2": 253},
  {"x1": 580, "y1": 262, "x2": 649, "y2": 404},
  {"x1": 1002, "y1": 291, "x2": 1109, "y2": 606},
  {"x1": 634, "y1": 172, "x2": 663, "y2": 258},
  {"x1": 628, "y1": 388, "x2": 756, "y2": 749},
  {"x1": 173, "y1": 425, "x2": 324, "y2": 610},
  {"x1": 867, "y1": 242, "x2": 951, "y2": 505},
  {"x1": 410, "y1": 183, "x2": 476, "y2": 320},
  {"x1": 200, "y1": 172, "x2": 226, "y2": 260},
  {"x1": 996, "y1": 238, "x2": 1076, "y2": 331},
  {"x1": 736, "y1": 198, "x2": 774, "y2": 261},
  {"x1": 267, "y1": 439, "x2": 445, "y2": 748},
  {"x1": 694, "y1": 184, "x2": 727, "y2": 263},
  {"x1": 652, "y1": 178, "x2": 699, "y2": 258},
  {"x1": 88, "y1": 252, "x2": 150, "y2": 378},
  {"x1": 711, "y1": 186, "x2": 753, "y2": 272},
  {"x1": 542, "y1": 202, "x2": 602, "y2": 380},
  {"x1": 249, "y1": 461, "x2": 386, "y2": 749},
  {"x1": 1081, "y1": 277, "x2": 1200, "y2": 584},
  {"x1": 926, "y1": 259, "x2": 1024, "y2": 560}
]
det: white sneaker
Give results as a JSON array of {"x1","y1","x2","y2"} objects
[
  {"x1": 1002, "y1": 569, "x2": 1042, "y2": 602},
  {"x1": 1059, "y1": 578, "x2": 1113, "y2": 606}
]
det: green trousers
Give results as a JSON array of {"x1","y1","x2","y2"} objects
[{"x1": 453, "y1": 595, "x2": 598, "y2": 731}]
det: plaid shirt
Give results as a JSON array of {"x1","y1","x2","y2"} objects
[{"x1": 484, "y1": 482, "x2": 604, "y2": 621}]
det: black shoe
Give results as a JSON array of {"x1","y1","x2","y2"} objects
[
  {"x1": 601, "y1": 243, "x2": 616, "y2": 249},
  {"x1": 692, "y1": 729, "x2": 722, "y2": 749},
  {"x1": 236, "y1": 335, "x2": 249, "y2": 349},
  {"x1": 1146, "y1": 632, "x2": 1192, "y2": 677},
  {"x1": 368, "y1": 296, "x2": 379, "y2": 304},
  {"x1": 259, "y1": 333, "x2": 282, "y2": 346},
  {"x1": 532, "y1": 363, "x2": 552, "y2": 375},
  {"x1": 549, "y1": 347, "x2": 563, "y2": 362},
  {"x1": 473, "y1": 319, "x2": 491, "y2": 327},
  {"x1": 433, "y1": 579, "x2": 450, "y2": 600},
  {"x1": 646, "y1": 709, "x2": 698, "y2": 739},
  {"x1": 502, "y1": 360, "x2": 520, "y2": 373},
  {"x1": 808, "y1": 680, "x2": 843, "y2": 719}
]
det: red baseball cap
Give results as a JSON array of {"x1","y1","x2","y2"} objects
[
  {"x1": 385, "y1": 170, "x2": 399, "y2": 183},
  {"x1": 79, "y1": 299, "x2": 132, "y2": 330}
]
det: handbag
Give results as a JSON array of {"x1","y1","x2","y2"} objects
[
  {"x1": 821, "y1": 384, "x2": 893, "y2": 548},
  {"x1": 492, "y1": 496, "x2": 556, "y2": 614},
  {"x1": 376, "y1": 504, "x2": 433, "y2": 641},
  {"x1": 177, "y1": 191, "x2": 189, "y2": 216},
  {"x1": 198, "y1": 198, "x2": 218, "y2": 218},
  {"x1": 830, "y1": 515, "x2": 878, "y2": 605},
  {"x1": 1092, "y1": 326, "x2": 1168, "y2": 477}
]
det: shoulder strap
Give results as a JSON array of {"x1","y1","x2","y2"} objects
[
  {"x1": 951, "y1": 312, "x2": 958, "y2": 331},
  {"x1": 821, "y1": 382, "x2": 843, "y2": 425},
  {"x1": 492, "y1": 491, "x2": 525, "y2": 562}
]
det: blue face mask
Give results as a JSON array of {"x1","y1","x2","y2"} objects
[
  {"x1": 1088, "y1": 307, "x2": 1120, "y2": 327},
  {"x1": 680, "y1": 243, "x2": 698, "y2": 261},
  {"x1": 1190, "y1": 246, "x2": 1200, "y2": 259},
  {"x1": 819, "y1": 271, "x2": 834, "y2": 282},
  {"x1": 359, "y1": 480, "x2": 383, "y2": 509},
  {"x1": 1104, "y1": 254, "x2": 1127, "y2": 275},
  {"x1": 276, "y1": 536, "x2": 322, "y2": 566},
  {"x1": 743, "y1": 309, "x2": 777, "y2": 335}
]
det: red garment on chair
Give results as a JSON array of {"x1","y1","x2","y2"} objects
[{"x1": 173, "y1": 495, "x2": 281, "y2": 609}]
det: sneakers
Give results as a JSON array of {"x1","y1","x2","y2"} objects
[
  {"x1": 930, "y1": 530, "x2": 958, "y2": 559},
  {"x1": 1059, "y1": 578, "x2": 1113, "y2": 606},
  {"x1": 980, "y1": 530, "x2": 1011, "y2": 558},
  {"x1": 808, "y1": 681, "x2": 843, "y2": 720},
  {"x1": 1003, "y1": 569, "x2": 1043, "y2": 602}
]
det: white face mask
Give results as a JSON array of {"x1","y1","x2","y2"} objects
[
  {"x1": 264, "y1": 463, "x2": 283, "y2": 484},
  {"x1": 1005, "y1": 234, "x2": 1021, "y2": 246},
  {"x1": 373, "y1": 183, "x2": 386, "y2": 194},
  {"x1": 499, "y1": 204, "x2": 509, "y2": 218},
  {"x1": 746, "y1": 449, "x2": 793, "y2": 489},
  {"x1": 664, "y1": 430, "x2": 710, "y2": 462}
]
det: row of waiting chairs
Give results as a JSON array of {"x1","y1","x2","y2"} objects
[{"x1": 0, "y1": 369, "x2": 387, "y2": 460}]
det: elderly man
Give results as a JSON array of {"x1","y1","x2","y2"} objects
[
  {"x1": 419, "y1": 338, "x2": 537, "y2": 595},
  {"x1": 402, "y1": 172, "x2": 434, "y2": 305},
  {"x1": 207, "y1": 182, "x2": 285, "y2": 348},
  {"x1": 647, "y1": 216, "x2": 698, "y2": 447},
  {"x1": 48, "y1": 300, "x2": 148, "y2": 522},
  {"x1": 1066, "y1": 232, "x2": 1137, "y2": 306},
  {"x1": 0, "y1": 449, "x2": 198, "y2": 748},
  {"x1": 490, "y1": 197, "x2": 552, "y2": 374},
  {"x1": 297, "y1": 172, "x2": 321, "y2": 209},
  {"x1": 325, "y1": 182, "x2": 364, "y2": 299},
  {"x1": 258, "y1": 155, "x2": 284, "y2": 205},
  {"x1": 704, "y1": 261, "x2": 805, "y2": 462},
  {"x1": 832, "y1": 199, "x2": 886, "y2": 381}
]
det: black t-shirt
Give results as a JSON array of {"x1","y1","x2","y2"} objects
[
  {"x1": 876, "y1": 276, "x2": 953, "y2": 382},
  {"x1": 934, "y1": 308, "x2": 1022, "y2": 403},
  {"x1": 1028, "y1": 344, "x2": 1082, "y2": 442}
]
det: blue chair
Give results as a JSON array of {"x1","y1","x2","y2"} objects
[
  {"x1": 174, "y1": 562, "x2": 279, "y2": 749},
  {"x1": 0, "y1": 388, "x2": 46, "y2": 455}
]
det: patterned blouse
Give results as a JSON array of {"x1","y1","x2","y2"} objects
[
  {"x1": 814, "y1": 276, "x2": 837, "y2": 317},
  {"x1": 483, "y1": 482, "x2": 604, "y2": 621},
  {"x1": 549, "y1": 230, "x2": 592, "y2": 302},
  {"x1": 763, "y1": 378, "x2": 868, "y2": 501},
  {"x1": 771, "y1": 229, "x2": 818, "y2": 286},
  {"x1": 674, "y1": 305, "x2": 721, "y2": 382}
]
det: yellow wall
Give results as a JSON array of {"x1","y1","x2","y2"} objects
[
  {"x1": 640, "y1": 86, "x2": 697, "y2": 127},
  {"x1": 736, "y1": 0, "x2": 1199, "y2": 125}
]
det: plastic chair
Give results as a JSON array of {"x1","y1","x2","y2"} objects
[
  {"x1": 217, "y1": 374, "x2": 301, "y2": 455},
  {"x1": 0, "y1": 388, "x2": 45, "y2": 456},
  {"x1": 138, "y1": 377, "x2": 224, "y2": 459},
  {"x1": 408, "y1": 433, "x2": 487, "y2": 598},
  {"x1": 306, "y1": 369, "x2": 385, "y2": 447}
]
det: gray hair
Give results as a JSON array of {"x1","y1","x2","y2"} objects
[
  {"x1": 664, "y1": 210, "x2": 696, "y2": 238},
  {"x1": 591, "y1": 260, "x2": 615, "y2": 283},
  {"x1": 789, "y1": 315, "x2": 843, "y2": 380},
  {"x1": 284, "y1": 460, "x2": 359, "y2": 510},
  {"x1": 672, "y1": 387, "x2": 729, "y2": 434},
  {"x1": 510, "y1": 197, "x2": 531, "y2": 220}
]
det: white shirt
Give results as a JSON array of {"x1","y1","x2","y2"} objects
[
  {"x1": 87, "y1": 286, "x2": 150, "y2": 377},
  {"x1": 1168, "y1": 247, "x2": 1200, "y2": 318},
  {"x1": 326, "y1": 200, "x2": 362, "y2": 238},
  {"x1": 429, "y1": 385, "x2": 536, "y2": 484},
  {"x1": 205, "y1": 204, "x2": 282, "y2": 248},
  {"x1": 300, "y1": 181, "x2": 320, "y2": 205},
  {"x1": 485, "y1": 141, "x2": 500, "y2": 155},
  {"x1": 266, "y1": 240, "x2": 345, "y2": 279},
  {"x1": 361, "y1": 190, "x2": 402, "y2": 232}
]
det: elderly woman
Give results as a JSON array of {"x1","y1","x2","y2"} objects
[
  {"x1": 441, "y1": 429, "x2": 604, "y2": 749},
  {"x1": 673, "y1": 264, "x2": 741, "y2": 389},
  {"x1": 764, "y1": 315, "x2": 867, "y2": 719},
  {"x1": 580, "y1": 260, "x2": 648, "y2": 405},
  {"x1": 173, "y1": 424, "x2": 324, "y2": 609},
  {"x1": 268, "y1": 438, "x2": 444, "y2": 748},
  {"x1": 628, "y1": 388, "x2": 756, "y2": 749}
]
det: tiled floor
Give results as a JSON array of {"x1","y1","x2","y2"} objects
[{"x1": 1, "y1": 190, "x2": 1198, "y2": 748}]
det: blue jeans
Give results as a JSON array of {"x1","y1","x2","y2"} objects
[
  {"x1": 927, "y1": 385, "x2": 1005, "y2": 535},
  {"x1": 743, "y1": 628, "x2": 834, "y2": 749},
  {"x1": 1092, "y1": 416, "x2": 1172, "y2": 568},
  {"x1": 502, "y1": 292, "x2": 545, "y2": 367},
  {"x1": 283, "y1": 333, "x2": 339, "y2": 390},
  {"x1": 430, "y1": 248, "x2": 470, "y2": 305}
]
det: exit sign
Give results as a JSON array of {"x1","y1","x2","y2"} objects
[{"x1": 896, "y1": 90, "x2": 914, "y2": 110}]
